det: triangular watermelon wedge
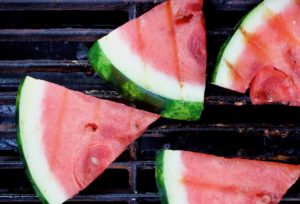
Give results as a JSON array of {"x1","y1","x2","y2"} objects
[
  {"x1": 212, "y1": 0, "x2": 300, "y2": 105},
  {"x1": 88, "y1": 0, "x2": 206, "y2": 121},
  {"x1": 16, "y1": 76, "x2": 159, "y2": 203},
  {"x1": 156, "y1": 150, "x2": 300, "y2": 204}
]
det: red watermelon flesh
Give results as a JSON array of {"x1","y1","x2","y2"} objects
[
  {"x1": 213, "y1": 0, "x2": 300, "y2": 105},
  {"x1": 182, "y1": 152, "x2": 300, "y2": 204},
  {"x1": 43, "y1": 80, "x2": 159, "y2": 196},
  {"x1": 250, "y1": 66, "x2": 299, "y2": 105},
  {"x1": 17, "y1": 76, "x2": 159, "y2": 203},
  {"x1": 157, "y1": 150, "x2": 300, "y2": 204},
  {"x1": 119, "y1": 0, "x2": 206, "y2": 86}
]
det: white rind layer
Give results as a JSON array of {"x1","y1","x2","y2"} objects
[
  {"x1": 99, "y1": 30, "x2": 205, "y2": 102},
  {"x1": 19, "y1": 76, "x2": 68, "y2": 204},
  {"x1": 213, "y1": 30, "x2": 246, "y2": 89},
  {"x1": 163, "y1": 150, "x2": 188, "y2": 204},
  {"x1": 213, "y1": 0, "x2": 294, "y2": 90}
]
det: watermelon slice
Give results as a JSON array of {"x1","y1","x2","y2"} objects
[
  {"x1": 16, "y1": 76, "x2": 159, "y2": 203},
  {"x1": 212, "y1": 0, "x2": 300, "y2": 105},
  {"x1": 88, "y1": 0, "x2": 206, "y2": 121},
  {"x1": 156, "y1": 150, "x2": 300, "y2": 204}
]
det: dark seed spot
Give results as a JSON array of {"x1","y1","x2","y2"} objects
[
  {"x1": 85, "y1": 123, "x2": 98, "y2": 132},
  {"x1": 176, "y1": 14, "x2": 193, "y2": 24}
]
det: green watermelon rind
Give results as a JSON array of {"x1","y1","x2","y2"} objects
[
  {"x1": 16, "y1": 78, "x2": 48, "y2": 204},
  {"x1": 88, "y1": 41, "x2": 204, "y2": 121},
  {"x1": 155, "y1": 150, "x2": 169, "y2": 204},
  {"x1": 211, "y1": 2, "x2": 265, "y2": 84},
  {"x1": 211, "y1": 37, "x2": 231, "y2": 83}
]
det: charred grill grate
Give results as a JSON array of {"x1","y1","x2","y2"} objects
[{"x1": 0, "y1": 0, "x2": 299, "y2": 203}]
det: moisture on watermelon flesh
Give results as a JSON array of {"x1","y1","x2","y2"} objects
[
  {"x1": 88, "y1": 0, "x2": 206, "y2": 121},
  {"x1": 212, "y1": 0, "x2": 300, "y2": 105},
  {"x1": 250, "y1": 66, "x2": 298, "y2": 105},
  {"x1": 16, "y1": 76, "x2": 159, "y2": 204},
  {"x1": 156, "y1": 150, "x2": 300, "y2": 204}
]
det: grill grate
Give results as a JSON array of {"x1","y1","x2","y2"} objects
[{"x1": 0, "y1": 0, "x2": 299, "y2": 203}]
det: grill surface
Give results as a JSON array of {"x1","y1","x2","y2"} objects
[{"x1": 0, "y1": 0, "x2": 300, "y2": 203}]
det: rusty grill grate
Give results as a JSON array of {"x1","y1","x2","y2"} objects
[{"x1": 0, "y1": 0, "x2": 300, "y2": 203}]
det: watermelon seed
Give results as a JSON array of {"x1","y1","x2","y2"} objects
[
  {"x1": 91, "y1": 157, "x2": 100, "y2": 165},
  {"x1": 85, "y1": 123, "x2": 98, "y2": 132}
]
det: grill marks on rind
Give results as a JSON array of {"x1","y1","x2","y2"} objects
[
  {"x1": 238, "y1": 28, "x2": 270, "y2": 62},
  {"x1": 165, "y1": 1, "x2": 182, "y2": 89},
  {"x1": 125, "y1": 1, "x2": 185, "y2": 92},
  {"x1": 224, "y1": 59, "x2": 244, "y2": 84},
  {"x1": 133, "y1": 0, "x2": 185, "y2": 93},
  {"x1": 135, "y1": 18, "x2": 151, "y2": 90}
]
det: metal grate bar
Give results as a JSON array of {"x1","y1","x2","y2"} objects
[
  {"x1": 1, "y1": 93, "x2": 253, "y2": 105},
  {"x1": 0, "y1": 193, "x2": 159, "y2": 203},
  {"x1": 0, "y1": 29, "x2": 110, "y2": 42},
  {"x1": 0, "y1": 29, "x2": 231, "y2": 42},
  {"x1": 2, "y1": 123, "x2": 300, "y2": 137},
  {"x1": 0, "y1": 193, "x2": 299, "y2": 203},
  {"x1": 0, "y1": 0, "x2": 261, "y2": 11},
  {"x1": 0, "y1": 0, "x2": 137, "y2": 11},
  {"x1": 0, "y1": 161, "x2": 155, "y2": 170},
  {"x1": 205, "y1": 0, "x2": 262, "y2": 11}
]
